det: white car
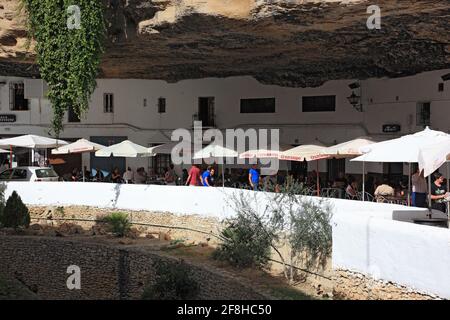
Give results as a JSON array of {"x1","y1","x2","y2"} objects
[{"x1": 0, "y1": 166, "x2": 59, "y2": 182}]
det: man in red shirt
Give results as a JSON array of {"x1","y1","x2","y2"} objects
[{"x1": 186, "y1": 164, "x2": 201, "y2": 186}]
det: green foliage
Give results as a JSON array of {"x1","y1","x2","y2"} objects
[
  {"x1": 20, "y1": 0, "x2": 105, "y2": 136},
  {"x1": 1, "y1": 191, "x2": 30, "y2": 229},
  {"x1": 142, "y1": 260, "x2": 199, "y2": 300},
  {"x1": 216, "y1": 181, "x2": 333, "y2": 282},
  {"x1": 103, "y1": 212, "x2": 131, "y2": 237},
  {"x1": 272, "y1": 192, "x2": 333, "y2": 270},
  {"x1": 213, "y1": 211, "x2": 273, "y2": 268}
]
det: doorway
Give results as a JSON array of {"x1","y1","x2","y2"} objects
[{"x1": 198, "y1": 97, "x2": 215, "y2": 127}]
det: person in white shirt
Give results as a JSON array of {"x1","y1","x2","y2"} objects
[
  {"x1": 411, "y1": 168, "x2": 427, "y2": 208},
  {"x1": 123, "y1": 167, "x2": 134, "y2": 184}
]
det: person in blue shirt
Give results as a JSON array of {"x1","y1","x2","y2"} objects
[
  {"x1": 249, "y1": 164, "x2": 260, "y2": 191},
  {"x1": 202, "y1": 166, "x2": 215, "y2": 187}
]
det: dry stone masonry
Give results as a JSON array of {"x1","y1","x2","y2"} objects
[{"x1": 0, "y1": 235, "x2": 270, "y2": 300}]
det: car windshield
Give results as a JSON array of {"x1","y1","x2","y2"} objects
[{"x1": 35, "y1": 169, "x2": 58, "y2": 178}]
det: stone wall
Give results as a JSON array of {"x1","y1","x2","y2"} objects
[
  {"x1": 332, "y1": 270, "x2": 440, "y2": 300},
  {"x1": 29, "y1": 206, "x2": 222, "y2": 245},
  {"x1": 0, "y1": 235, "x2": 270, "y2": 300}
]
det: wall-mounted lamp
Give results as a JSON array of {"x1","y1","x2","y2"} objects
[
  {"x1": 347, "y1": 80, "x2": 363, "y2": 112},
  {"x1": 347, "y1": 91, "x2": 363, "y2": 112}
]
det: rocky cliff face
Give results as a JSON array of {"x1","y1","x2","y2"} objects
[{"x1": 0, "y1": 0, "x2": 449, "y2": 87}]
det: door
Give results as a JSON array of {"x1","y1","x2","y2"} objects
[
  {"x1": 90, "y1": 136, "x2": 127, "y2": 177},
  {"x1": 198, "y1": 97, "x2": 215, "y2": 127},
  {"x1": 290, "y1": 160, "x2": 308, "y2": 180},
  {"x1": 327, "y1": 158, "x2": 346, "y2": 183}
]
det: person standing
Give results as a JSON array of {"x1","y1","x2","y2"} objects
[
  {"x1": 201, "y1": 166, "x2": 214, "y2": 187},
  {"x1": 186, "y1": 164, "x2": 201, "y2": 186},
  {"x1": 430, "y1": 172, "x2": 449, "y2": 213},
  {"x1": 249, "y1": 164, "x2": 260, "y2": 191},
  {"x1": 411, "y1": 168, "x2": 427, "y2": 208}
]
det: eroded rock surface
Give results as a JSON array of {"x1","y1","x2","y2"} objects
[{"x1": 0, "y1": 0, "x2": 449, "y2": 86}]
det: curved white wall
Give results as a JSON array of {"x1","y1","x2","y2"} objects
[{"x1": 333, "y1": 211, "x2": 450, "y2": 299}]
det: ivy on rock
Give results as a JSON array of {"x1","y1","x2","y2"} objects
[{"x1": 21, "y1": 0, "x2": 105, "y2": 136}]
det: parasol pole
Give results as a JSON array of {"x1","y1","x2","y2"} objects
[
  {"x1": 316, "y1": 160, "x2": 320, "y2": 196},
  {"x1": 428, "y1": 174, "x2": 432, "y2": 217},
  {"x1": 222, "y1": 159, "x2": 225, "y2": 188},
  {"x1": 408, "y1": 163, "x2": 411, "y2": 206},
  {"x1": 9, "y1": 145, "x2": 12, "y2": 169},
  {"x1": 362, "y1": 161, "x2": 365, "y2": 202}
]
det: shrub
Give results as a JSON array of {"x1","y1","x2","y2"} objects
[
  {"x1": 213, "y1": 210, "x2": 273, "y2": 269},
  {"x1": 142, "y1": 260, "x2": 199, "y2": 300},
  {"x1": 215, "y1": 182, "x2": 333, "y2": 283},
  {"x1": 1, "y1": 191, "x2": 30, "y2": 229},
  {"x1": 103, "y1": 212, "x2": 131, "y2": 237}
]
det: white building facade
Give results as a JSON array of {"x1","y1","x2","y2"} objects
[{"x1": 0, "y1": 69, "x2": 449, "y2": 179}]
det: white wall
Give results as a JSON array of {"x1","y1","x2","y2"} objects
[
  {"x1": 4, "y1": 181, "x2": 438, "y2": 221},
  {"x1": 1, "y1": 69, "x2": 449, "y2": 173},
  {"x1": 4, "y1": 181, "x2": 449, "y2": 298},
  {"x1": 333, "y1": 211, "x2": 450, "y2": 299}
]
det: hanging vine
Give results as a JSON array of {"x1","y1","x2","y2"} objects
[{"x1": 20, "y1": 0, "x2": 105, "y2": 136}]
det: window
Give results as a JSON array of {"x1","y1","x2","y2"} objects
[
  {"x1": 35, "y1": 169, "x2": 58, "y2": 178},
  {"x1": 103, "y1": 93, "x2": 114, "y2": 113},
  {"x1": 0, "y1": 169, "x2": 12, "y2": 180},
  {"x1": 302, "y1": 95, "x2": 336, "y2": 112},
  {"x1": 68, "y1": 106, "x2": 80, "y2": 123},
  {"x1": 11, "y1": 169, "x2": 27, "y2": 180},
  {"x1": 438, "y1": 83, "x2": 444, "y2": 92},
  {"x1": 240, "y1": 98, "x2": 275, "y2": 113},
  {"x1": 416, "y1": 102, "x2": 431, "y2": 127},
  {"x1": 9, "y1": 82, "x2": 29, "y2": 111},
  {"x1": 158, "y1": 97, "x2": 166, "y2": 113}
]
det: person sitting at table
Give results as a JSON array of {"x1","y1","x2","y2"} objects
[
  {"x1": 430, "y1": 172, "x2": 449, "y2": 213},
  {"x1": 92, "y1": 168, "x2": 104, "y2": 182},
  {"x1": 123, "y1": 167, "x2": 134, "y2": 184},
  {"x1": 374, "y1": 178, "x2": 395, "y2": 202},
  {"x1": 134, "y1": 167, "x2": 147, "y2": 184},
  {"x1": 71, "y1": 168, "x2": 80, "y2": 182},
  {"x1": 111, "y1": 167, "x2": 123, "y2": 184},
  {"x1": 345, "y1": 178, "x2": 358, "y2": 199},
  {"x1": 164, "y1": 164, "x2": 177, "y2": 185}
]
